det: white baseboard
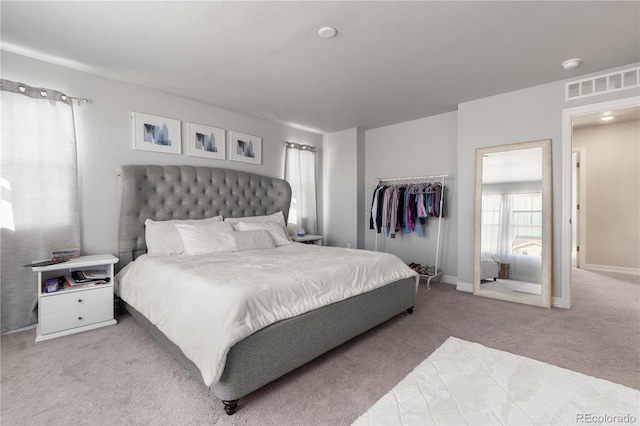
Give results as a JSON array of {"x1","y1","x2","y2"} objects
[
  {"x1": 583, "y1": 264, "x2": 640, "y2": 276},
  {"x1": 456, "y1": 282, "x2": 473, "y2": 293},
  {"x1": 441, "y1": 274, "x2": 457, "y2": 285}
]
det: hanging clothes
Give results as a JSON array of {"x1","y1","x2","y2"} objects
[
  {"x1": 371, "y1": 184, "x2": 398, "y2": 234},
  {"x1": 433, "y1": 183, "x2": 447, "y2": 217},
  {"x1": 403, "y1": 189, "x2": 413, "y2": 233},
  {"x1": 396, "y1": 186, "x2": 406, "y2": 232},
  {"x1": 382, "y1": 187, "x2": 392, "y2": 236},
  {"x1": 389, "y1": 187, "x2": 400, "y2": 238},
  {"x1": 369, "y1": 178, "x2": 448, "y2": 239},
  {"x1": 369, "y1": 185, "x2": 384, "y2": 232}
]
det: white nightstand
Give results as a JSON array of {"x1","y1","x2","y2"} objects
[
  {"x1": 32, "y1": 254, "x2": 118, "y2": 343},
  {"x1": 291, "y1": 234, "x2": 323, "y2": 245}
]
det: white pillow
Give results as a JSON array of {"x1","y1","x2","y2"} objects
[
  {"x1": 145, "y1": 216, "x2": 223, "y2": 255},
  {"x1": 224, "y1": 211, "x2": 290, "y2": 240},
  {"x1": 175, "y1": 221, "x2": 236, "y2": 255},
  {"x1": 236, "y1": 221, "x2": 292, "y2": 246},
  {"x1": 233, "y1": 230, "x2": 276, "y2": 251}
]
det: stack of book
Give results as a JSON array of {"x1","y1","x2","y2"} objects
[
  {"x1": 51, "y1": 247, "x2": 80, "y2": 262},
  {"x1": 64, "y1": 269, "x2": 110, "y2": 288}
]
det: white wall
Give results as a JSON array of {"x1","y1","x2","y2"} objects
[
  {"x1": 457, "y1": 83, "x2": 564, "y2": 293},
  {"x1": 1, "y1": 51, "x2": 323, "y2": 258},
  {"x1": 456, "y1": 64, "x2": 640, "y2": 300},
  {"x1": 364, "y1": 112, "x2": 458, "y2": 281},
  {"x1": 573, "y1": 120, "x2": 640, "y2": 270},
  {"x1": 322, "y1": 127, "x2": 364, "y2": 248}
]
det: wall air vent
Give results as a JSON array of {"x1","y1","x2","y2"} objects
[{"x1": 566, "y1": 66, "x2": 639, "y2": 100}]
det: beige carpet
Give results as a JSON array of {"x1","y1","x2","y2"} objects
[{"x1": 1, "y1": 268, "x2": 638, "y2": 425}]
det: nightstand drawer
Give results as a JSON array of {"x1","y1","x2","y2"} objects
[
  {"x1": 40, "y1": 303, "x2": 113, "y2": 335},
  {"x1": 40, "y1": 286, "x2": 112, "y2": 316},
  {"x1": 33, "y1": 254, "x2": 118, "y2": 342}
]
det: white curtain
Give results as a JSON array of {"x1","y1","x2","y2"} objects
[
  {"x1": 506, "y1": 193, "x2": 542, "y2": 282},
  {"x1": 480, "y1": 192, "x2": 541, "y2": 283},
  {"x1": 284, "y1": 142, "x2": 317, "y2": 235},
  {"x1": 1, "y1": 79, "x2": 80, "y2": 333}
]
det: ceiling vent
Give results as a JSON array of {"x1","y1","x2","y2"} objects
[{"x1": 566, "y1": 66, "x2": 639, "y2": 100}]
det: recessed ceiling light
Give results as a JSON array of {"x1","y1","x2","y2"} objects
[
  {"x1": 318, "y1": 26, "x2": 337, "y2": 39},
  {"x1": 561, "y1": 58, "x2": 581, "y2": 70},
  {"x1": 600, "y1": 116, "x2": 614, "y2": 122}
]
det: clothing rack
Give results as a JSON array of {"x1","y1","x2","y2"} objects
[
  {"x1": 376, "y1": 174, "x2": 448, "y2": 185},
  {"x1": 374, "y1": 174, "x2": 448, "y2": 289}
]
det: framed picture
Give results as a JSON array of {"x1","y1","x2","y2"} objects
[
  {"x1": 230, "y1": 131, "x2": 261, "y2": 165},
  {"x1": 186, "y1": 123, "x2": 225, "y2": 160},
  {"x1": 132, "y1": 112, "x2": 181, "y2": 154}
]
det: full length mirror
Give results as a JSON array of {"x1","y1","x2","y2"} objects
[{"x1": 473, "y1": 139, "x2": 552, "y2": 308}]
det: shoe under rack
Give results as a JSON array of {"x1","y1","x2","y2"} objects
[{"x1": 408, "y1": 263, "x2": 443, "y2": 289}]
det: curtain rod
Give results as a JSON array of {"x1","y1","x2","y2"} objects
[
  {"x1": 67, "y1": 96, "x2": 91, "y2": 105},
  {"x1": 283, "y1": 141, "x2": 318, "y2": 152},
  {"x1": 0, "y1": 78, "x2": 91, "y2": 105}
]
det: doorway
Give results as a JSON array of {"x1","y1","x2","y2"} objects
[{"x1": 562, "y1": 96, "x2": 640, "y2": 308}]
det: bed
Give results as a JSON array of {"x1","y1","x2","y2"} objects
[{"x1": 115, "y1": 165, "x2": 418, "y2": 415}]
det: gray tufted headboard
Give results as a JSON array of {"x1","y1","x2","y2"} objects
[{"x1": 116, "y1": 165, "x2": 292, "y2": 269}]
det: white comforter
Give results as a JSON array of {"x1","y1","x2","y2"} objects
[{"x1": 116, "y1": 244, "x2": 418, "y2": 387}]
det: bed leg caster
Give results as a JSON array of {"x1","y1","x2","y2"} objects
[
  {"x1": 222, "y1": 399, "x2": 239, "y2": 415},
  {"x1": 407, "y1": 307, "x2": 414, "y2": 314}
]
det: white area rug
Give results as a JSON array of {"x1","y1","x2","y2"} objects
[{"x1": 353, "y1": 337, "x2": 639, "y2": 425}]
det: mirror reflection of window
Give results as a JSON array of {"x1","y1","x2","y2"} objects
[
  {"x1": 481, "y1": 193, "x2": 542, "y2": 257},
  {"x1": 481, "y1": 194, "x2": 501, "y2": 253},
  {"x1": 509, "y1": 193, "x2": 542, "y2": 256}
]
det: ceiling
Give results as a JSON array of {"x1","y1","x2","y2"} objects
[
  {"x1": 2, "y1": 1, "x2": 639, "y2": 134},
  {"x1": 572, "y1": 105, "x2": 640, "y2": 128}
]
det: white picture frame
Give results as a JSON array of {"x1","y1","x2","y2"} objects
[
  {"x1": 230, "y1": 131, "x2": 261, "y2": 165},
  {"x1": 132, "y1": 112, "x2": 181, "y2": 155},
  {"x1": 186, "y1": 123, "x2": 226, "y2": 160}
]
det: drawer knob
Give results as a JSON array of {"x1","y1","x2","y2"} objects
[
  {"x1": 77, "y1": 299, "x2": 83, "y2": 303},
  {"x1": 78, "y1": 316, "x2": 83, "y2": 320}
]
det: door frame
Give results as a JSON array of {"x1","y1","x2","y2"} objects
[
  {"x1": 571, "y1": 146, "x2": 587, "y2": 269},
  {"x1": 571, "y1": 149, "x2": 579, "y2": 268},
  {"x1": 561, "y1": 96, "x2": 639, "y2": 308}
]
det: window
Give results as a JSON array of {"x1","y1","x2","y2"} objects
[
  {"x1": 481, "y1": 192, "x2": 542, "y2": 257},
  {"x1": 283, "y1": 142, "x2": 318, "y2": 235}
]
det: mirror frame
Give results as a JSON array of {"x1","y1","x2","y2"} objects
[{"x1": 473, "y1": 139, "x2": 553, "y2": 308}]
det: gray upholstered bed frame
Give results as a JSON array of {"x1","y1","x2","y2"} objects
[{"x1": 116, "y1": 165, "x2": 416, "y2": 415}]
